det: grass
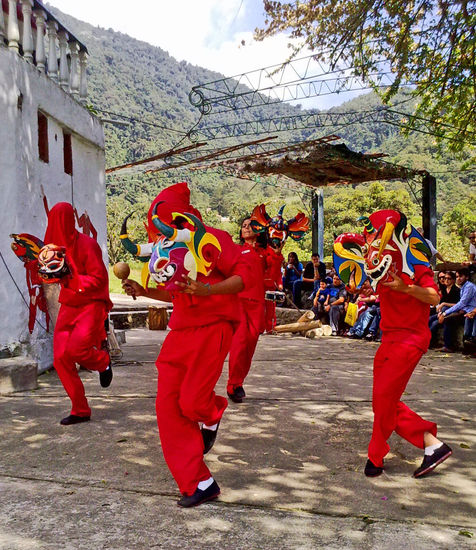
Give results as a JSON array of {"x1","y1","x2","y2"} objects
[{"x1": 108, "y1": 261, "x2": 147, "y2": 294}]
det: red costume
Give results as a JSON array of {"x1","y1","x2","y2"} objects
[
  {"x1": 333, "y1": 209, "x2": 447, "y2": 475},
  {"x1": 227, "y1": 243, "x2": 265, "y2": 395},
  {"x1": 151, "y1": 185, "x2": 252, "y2": 496},
  {"x1": 45, "y1": 203, "x2": 112, "y2": 418},
  {"x1": 368, "y1": 266, "x2": 438, "y2": 467},
  {"x1": 263, "y1": 246, "x2": 284, "y2": 332}
]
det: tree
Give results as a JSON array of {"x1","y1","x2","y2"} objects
[{"x1": 255, "y1": 0, "x2": 475, "y2": 158}]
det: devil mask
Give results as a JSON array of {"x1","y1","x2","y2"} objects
[
  {"x1": 119, "y1": 184, "x2": 221, "y2": 291},
  {"x1": 250, "y1": 204, "x2": 309, "y2": 249},
  {"x1": 333, "y1": 209, "x2": 432, "y2": 291}
]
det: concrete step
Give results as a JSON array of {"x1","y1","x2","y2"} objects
[{"x1": 0, "y1": 356, "x2": 38, "y2": 394}]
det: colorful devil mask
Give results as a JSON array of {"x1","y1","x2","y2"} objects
[
  {"x1": 10, "y1": 233, "x2": 44, "y2": 263},
  {"x1": 120, "y1": 203, "x2": 221, "y2": 291},
  {"x1": 333, "y1": 209, "x2": 432, "y2": 291},
  {"x1": 250, "y1": 204, "x2": 309, "y2": 249},
  {"x1": 37, "y1": 243, "x2": 71, "y2": 283}
]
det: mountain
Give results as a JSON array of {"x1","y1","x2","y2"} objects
[{"x1": 47, "y1": 5, "x2": 475, "y2": 261}]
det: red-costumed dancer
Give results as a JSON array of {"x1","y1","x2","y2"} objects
[
  {"x1": 120, "y1": 183, "x2": 252, "y2": 507},
  {"x1": 250, "y1": 204, "x2": 309, "y2": 332},
  {"x1": 226, "y1": 217, "x2": 266, "y2": 403},
  {"x1": 334, "y1": 210, "x2": 452, "y2": 478},
  {"x1": 40, "y1": 203, "x2": 113, "y2": 426}
]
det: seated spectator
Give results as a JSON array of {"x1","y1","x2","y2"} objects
[
  {"x1": 283, "y1": 252, "x2": 303, "y2": 304},
  {"x1": 429, "y1": 271, "x2": 460, "y2": 347},
  {"x1": 436, "y1": 267, "x2": 476, "y2": 352},
  {"x1": 312, "y1": 280, "x2": 330, "y2": 322},
  {"x1": 464, "y1": 306, "x2": 476, "y2": 344},
  {"x1": 325, "y1": 275, "x2": 347, "y2": 335},
  {"x1": 325, "y1": 265, "x2": 336, "y2": 285},
  {"x1": 463, "y1": 231, "x2": 476, "y2": 268},
  {"x1": 348, "y1": 282, "x2": 380, "y2": 339},
  {"x1": 292, "y1": 253, "x2": 327, "y2": 307}
]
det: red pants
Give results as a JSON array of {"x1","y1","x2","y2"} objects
[
  {"x1": 368, "y1": 342, "x2": 437, "y2": 467},
  {"x1": 54, "y1": 302, "x2": 109, "y2": 417},
  {"x1": 264, "y1": 301, "x2": 276, "y2": 333},
  {"x1": 156, "y1": 322, "x2": 233, "y2": 495},
  {"x1": 227, "y1": 299, "x2": 264, "y2": 393}
]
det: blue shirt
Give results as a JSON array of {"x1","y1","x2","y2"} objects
[
  {"x1": 283, "y1": 262, "x2": 303, "y2": 285},
  {"x1": 444, "y1": 280, "x2": 476, "y2": 316},
  {"x1": 315, "y1": 287, "x2": 330, "y2": 304}
]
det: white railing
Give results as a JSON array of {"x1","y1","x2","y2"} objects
[{"x1": 0, "y1": 0, "x2": 89, "y2": 104}]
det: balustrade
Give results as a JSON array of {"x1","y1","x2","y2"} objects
[{"x1": 1, "y1": 0, "x2": 89, "y2": 102}]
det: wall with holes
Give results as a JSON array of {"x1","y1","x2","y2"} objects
[{"x1": 0, "y1": 47, "x2": 106, "y2": 372}]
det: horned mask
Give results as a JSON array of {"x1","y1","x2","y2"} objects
[
  {"x1": 333, "y1": 209, "x2": 432, "y2": 291},
  {"x1": 250, "y1": 204, "x2": 309, "y2": 249},
  {"x1": 120, "y1": 202, "x2": 221, "y2": 291}
]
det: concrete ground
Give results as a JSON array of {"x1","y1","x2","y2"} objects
[{"x1": 0, "y1": 320, "x2": 475, "y2": 549}]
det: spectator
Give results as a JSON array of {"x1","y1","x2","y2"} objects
[
  {"x1": 348, "y1": 281, "x2": 379, "y2": 339},
  {"x1": 416, "y1": 227, "x2": 445, "y2": 263},
  {"x1": 437, "y1": 271, "x2": 447, "y2": 293},
  {"x1": 429, "y1": 271, "x2": 460, "y2": 347},
  {"x1": 437, "y1": 268, "x2": 476, "y2": 352},
  {"x1": 325, "y1": 275, "x2": 347, "y2": 335},
  {"x1": 463, "y1": 231, "x2": 476, "y2": 266},
  {"x1": 464, "y1": 306, "x2": 476, "y2": 344},
  {"x1": 293, "y1": 253, "x2": 326, "y2": 307},
  {"x1": 325, "y1": 265, "x2": 337, "y2": 285},
  {"x1": 283, "y1": 252, "x2": 303, "y2": 303},
  {"x1": 312, "y1": 280, "x2": 330, "y2": 322}
]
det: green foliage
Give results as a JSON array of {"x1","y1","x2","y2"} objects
[
  {"x1": 442, "y1": 196, "x2": 476, "y2": 245},
  {"x1": 49, "y1": 5, "x2": 474, "y2": 267},
  {"x1": 256, "y1": 0, "x2": 476, "y2": 156}
]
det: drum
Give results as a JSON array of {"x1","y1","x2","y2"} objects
[{"x1": 265, "y1": 290, "x2": 286, "y2": 303}]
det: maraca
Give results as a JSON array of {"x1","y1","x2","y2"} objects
[{"x1": 113, "y1": 262, "x2": 136, "y2": 300}]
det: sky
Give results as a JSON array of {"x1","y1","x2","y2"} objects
[{"x1": 47, "y1": 0, "x2": 363, "y2": 109}]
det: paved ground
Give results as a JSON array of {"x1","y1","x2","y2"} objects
[{"x1": 0, "y1": 322, "x2": 475, "y2": 549}]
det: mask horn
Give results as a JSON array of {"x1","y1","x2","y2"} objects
[
  {"x1": 151, "y1": 202, "x2": 176, "y2": 239},
  {"x1": 278, "y1": 205, "x2": 285, "y2": 217},
  {"x1": 120, "y1": 213, "x2": 150, "y2": 261},
  {"x1": 358, "y1": 216, "x2": 375, "y2": 233}
]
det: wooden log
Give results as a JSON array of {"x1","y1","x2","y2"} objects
[
  {"x1": 321, "y1": 325, "x2": 333, "y2": 336},
  {"x1": 274, "y1": 320, "x2": 322, "y2": 334},
  {"x1": 297, "y1": 310, "x2": 315, "y2": 323},
  {"x1": 306, "y1": 327, "x2": 325, "y2": 339}
]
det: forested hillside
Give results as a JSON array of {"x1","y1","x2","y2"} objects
[{"x1": 50, "y1": 6, "x2": 475, "y2": 262}]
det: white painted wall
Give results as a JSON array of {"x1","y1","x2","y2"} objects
[{"x1": 0, "y1": 47, "x2": 106, "y2": 372}]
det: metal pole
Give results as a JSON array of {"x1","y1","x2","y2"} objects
[
  {"x1": 422, "y1": 173, "x2": 437, "y2": 246},
  {"x1": 312, "y1": 189, "x2": 324, "y2": 258}
]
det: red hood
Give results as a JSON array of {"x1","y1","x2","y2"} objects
[
  {"x1": 44, "y1": 202, "x2": 78, "y2": 249},
  {"x1": 147, "y1": 182, "x2": 202, "y2": 233}
]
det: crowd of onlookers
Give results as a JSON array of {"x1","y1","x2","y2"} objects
[{"x1": 280, "y1": 231, "x2": 476, "y2": 355}]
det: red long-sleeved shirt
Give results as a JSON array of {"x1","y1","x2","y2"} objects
[{"x1": 167, "y1": 227, "x2": 253, "y2": 330}]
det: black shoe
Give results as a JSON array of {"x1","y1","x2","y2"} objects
[
  {"x1": 99, "y1": 365, "x2": 113, "y2": 388},
  {"x1": 364, "y1": 458, "x2": 384, "y2": 477},
  {"x1": 60, "y1": 414, "x2": 90, "y2": 426},
  {"x1": 413, "y1": 443, "x2": 452, "y2": 478},
  {"x1": 227, "y1": 386, "x2": 246, "y2": 403},
  {"x1": 365, "y1": 333, "x2": 375, "y2": 341},
  {"x1": 202, "y1": 421, "x2": 220, "y2": 455},
  {"x1": 177, "y1": 480, "x2": 220, "y2": 508}
]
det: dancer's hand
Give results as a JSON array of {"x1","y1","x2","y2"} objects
[
  {"x1": 175, "y1": 275, "x2": 211, "y2": 296},
  {"x1": 122, "y1": 279, "x2": 145, "y2": 298},
  {"x1": 381, "y1": 271, "x2": 408, "y2": 293}
]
